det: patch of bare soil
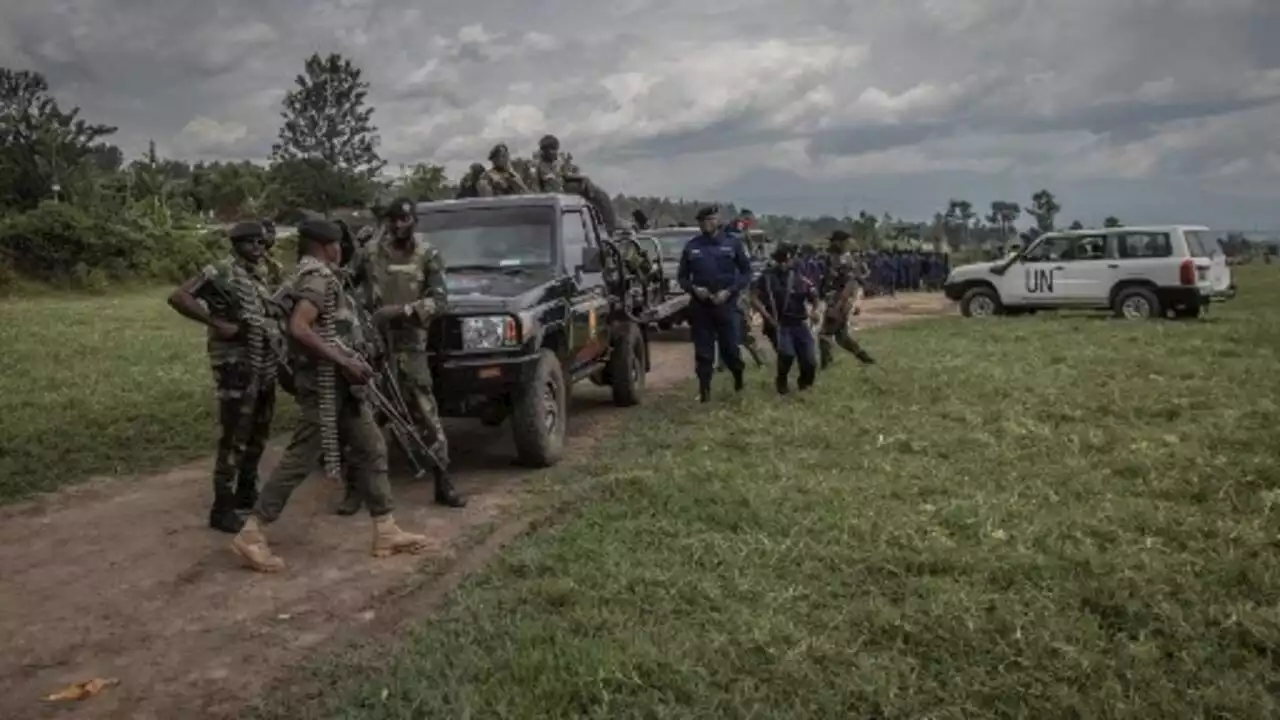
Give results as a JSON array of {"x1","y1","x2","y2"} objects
[{"x1": 0, "y1": 294, "x2": 952, "y2": 720}]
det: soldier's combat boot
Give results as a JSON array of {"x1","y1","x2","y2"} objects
[
  {"x1": 433, "y1": 468, "x2": 466, "y2": 508},
  {"x1": 233, "y1": 478, "x2": 258, "y2": 511},
  {"x1": 209, "y1": 493, "x2": 245, "y2": 534},
  {"x1": 733, "y1": 371, "x2": 745, "y2": 392},
  {"x1": 371, "y1": 514, "x2": 431, "y2": 558},
  {"x1": 698, "y1": 384, "x2": 711, "y2": 403},
  {"x1": 334, "y1": 477, "x2": 363, "y2": 516},
  {"x1": 854, "y1": 349, "x2": 876, "y2": 365},
  {"x1": 231, "y1": 516, "x2": 285, "y2": 572}
]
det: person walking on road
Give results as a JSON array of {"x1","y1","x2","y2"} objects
[{"x1": 676, "y1": 206, "x2": 753, "y2": 402}]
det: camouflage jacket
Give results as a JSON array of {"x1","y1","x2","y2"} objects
[
  {"x1": 476, "y1": 168, "x2": 530, "y2": 196},
  {"x1": 532, "y1": 158, "x2": 565, "y2": 192},
  {"x1": 284, "y1": 256, "x2": 365, "y2": 392},
  {"x1": 190, "y1": 255, "x2": 278, "y2": 369},
  {"x1": 262, "y1": 253, "x2": 286, "y2": 288},
  {"x1": 819, "y1": 250, "x2": 860, "y2": 304},
  {"x1": 349, "y1": 231, "x2": 447, "y2": 352}
]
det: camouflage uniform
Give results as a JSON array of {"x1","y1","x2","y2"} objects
[
  {"x1": 351, "y1": 231, "x2": 451, "y2": 470},
  {"x1": 817, "y1": 248, "x2": 873, "y2": 368},
  {"x1": 456, "y1": 163, "x2": 486, "y2": 199},
  {"x1": 476, "y1": 167, "x2": 529, "y2": 196},
  {"x1": 188, "y1": 255, "x2": 280, "y2": 511},
  {"x1": 253, "y1": 256, "x2": 395, "y2": 523},
  {"x1": 532, "y1": 156, "x2": 566, "y2": 193}
]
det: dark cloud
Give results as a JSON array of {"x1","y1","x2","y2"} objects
[{"x1": 0, "y1": 0, "x2": 1275, "y2": 224}]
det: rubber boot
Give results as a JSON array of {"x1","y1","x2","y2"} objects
[
  {"x1": 732, "y1": 371, "x2": 745, "y2": 392},
  {"x1": 775, "y1": 374, "x2": 790, "y2": 395},
  {"x1": 334, "y1": 476, "x2": 363, "y2": 516},
  {"x1": 230, "y1": 516, "x2": 285, "y2": 572},
  {"x1": 433, "y1": 468, "x2": 466, "y2": 508},
  {"x1": 233, "y1": 478, "x2": 258, "y2": 511},
  {"x1": 371, "y1": 514, "x2": 430, "y2": 558},
  {"x1": 209, "y1": 493, "x2": 245, "y2": 534},
  {"x1": 698, "y1": 384, "x2": 711, "y2": 403}
]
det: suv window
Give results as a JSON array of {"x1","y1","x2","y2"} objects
[
  {"x1": 1114, "y1": 232, "x2": 1172, "y2": 259},
  {"x1": 561, "y1": 210, "x2": 588, "y2": 271},
  {"x1": 1183, "y1": 230, "x2": 1221, "y2": 258},
  {"x1": 1023, "y1": 235, "x2": 1074, "y2": 262}
]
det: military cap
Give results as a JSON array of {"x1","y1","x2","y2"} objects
[
  {"x1": 695, "y1": 205, "x2": 720, "y2": 221},
  {"x1": 488, "y1": 143, "x2": 510, "y2": 161},
  {"x1": 387, "y1": 197, "x2": 415, "y2": 219},
  {"x1": 829, "y1": 230, "x2": 852, "y2": 243},
  {"x1": 297, "y1": 218, "x2": 343, "y2": 245},
  {"x1": 538, "y1": 134, "x2": 559, "y2": 149},
  {"x1": 228, "y1": 220, "x2": 265, "y2": 241}
]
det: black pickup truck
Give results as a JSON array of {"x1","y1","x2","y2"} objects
[{"x1": 417, "y1": 194, "x2": 683, "y2": 467}]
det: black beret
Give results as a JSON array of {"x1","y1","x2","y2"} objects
[
  {"x1": 829, "y1": 230, "x2": 852, "y2": 243},
  {"x1": 695, "y1": 205, "x2": 720, "y2": 221},
  {"x1": 228, "y1": 221, "x2": 264, "y2": 241},
  {"x1": 297, "y1": 218, "x2": 343, "y2": 245},
  {"x1": 771, "y1": 242, "x2": 796, "y2": 262},
  {"x1": 539, "y1": 134, "x2": 559, "y2": 149},
  {"x1": 387, "y1": 197, "x2": 415, "y2": 218}
]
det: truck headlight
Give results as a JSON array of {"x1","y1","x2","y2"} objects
[{"x1": 460, "y1": 315, "x2": 519, "y2": 350}]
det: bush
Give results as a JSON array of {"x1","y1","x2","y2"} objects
[{"x1": 0, "y1": 201, "x2": 226, "y2": 289}]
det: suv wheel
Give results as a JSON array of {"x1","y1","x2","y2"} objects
[
  {"x1": 510, "y1": 349, "x2": 566, "y2": 467},
  {"x1": 1113, "y1": 286, "x2": 1161, "y2": 320},
  {"x1": 609, "y1": 323, "x2": 645, "y2": 407},
  {"x1": 960, "y1": 286, "x2": 1003, "y2": 317}
]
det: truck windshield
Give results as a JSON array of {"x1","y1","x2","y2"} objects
[
  {"x1": 417, "y1": 206, "x2": 556, "y2": 269},
  {"x1": 651, "y1": 231, "x2": 695, "y2": 260}
]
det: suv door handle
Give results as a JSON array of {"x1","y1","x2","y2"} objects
[
  {"x1": 1107, "y1": 264, "x2": 1119, "y2": 269},
  {"x1": 1052, "y1": 265, "x2": 1065, "y2": 270}
]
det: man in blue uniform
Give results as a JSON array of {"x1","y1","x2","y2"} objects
[
  {"x1": 677, "y1": 206, "x2": 752, "y2": 402},
  {"x1": 751, "y1": 243, "x2": 818, "y2": 395}
]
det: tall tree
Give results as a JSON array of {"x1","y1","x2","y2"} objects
[
  {"x1": 396, "y1": 162, "x2": 450, "y2": 201},
  {"x1": 1103, "y1": 215, "x2": 1121, "y2": 227},
  {"x1": 0, "y1": 67, "x2": 117, "y2": 209},
  {"x1": 271, "y1": 53, "x2": 384, "y2": 212},
  {"x1": 1028, "y1": 189, "x2": 1060, "y2": 233},
  {"x1": 985, "y1": 200, "x2": 1022, "y2": 246}
]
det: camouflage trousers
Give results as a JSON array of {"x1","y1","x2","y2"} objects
[
  {"x1": 254, "y1": 387, "x2": 394, "y2": 523},
  {"x1": 393, "y1": 351, "x2": 450, "y2": 468},
  {"x1": 212, "y1": 363, "x2": 275, "y2": 500},
  {"x1": 818, "y1": 308, "x2": 865, "y2": 368}
]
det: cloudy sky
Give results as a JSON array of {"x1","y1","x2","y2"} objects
[{"x1": 3, "y1": 0, "x2": 1278, "y2": 227}]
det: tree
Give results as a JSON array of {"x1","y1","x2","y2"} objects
[
  {"x1": 0, "y1": 67, "x2": 117, "y2": 209},
  {"x1": 1068, "y1": 219, "x2": 1084, "y2": 230},
  {"x1": 396, "y1": 163, "x2": 450, "y2": 201},
  {"x1": 1103, "y1": 215, "x2": 1121, "y2": 227},
  {"x1": 271, "y1": 53, "x2": 384, "y2": 212},
  {"x1": 985, "y1": 200, "x2": 1021, "y2": 246},
  {"x1": 1028, "y1": 189, "x2": 1060, "y2": 233}
]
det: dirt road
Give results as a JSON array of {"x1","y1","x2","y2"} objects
[{"x1": 0, "y1": 294, "x2": 953, "y2": 719}]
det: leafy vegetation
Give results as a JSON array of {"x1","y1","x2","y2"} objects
[
  {"x1": 254, "y1": 269, "x2": 1279, "y2": 719},
  {"x1": 0, "y1": 288, "x2": 296, "y2": 502}
]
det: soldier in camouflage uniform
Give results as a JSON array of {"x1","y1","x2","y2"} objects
[
  {"x1": 455, "y1": 163, "x2": 486, "y2": 199},
  {"x1": 476, "y1": 144, "x2": 530, "y2": 196},
  {"x1": 532, "y1": 134, "x2": 567, "y2": 192},
  {"x1": 231, "y1": 219, "x2": 431, "y2": 573},
  {"x1": 167, "y1": 221, "x2": 280, "y2": 533},
  {"x1": 817, "y1": 230, "x2": 876, "y2": 369},
  {"x1": 349, "y1": 198, "x2": 465, "y2": 511},
  {"x1": 530, "y1": 135, "x2": 619, "y2": 233}
]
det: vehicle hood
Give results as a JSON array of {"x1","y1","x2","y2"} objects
[
  {"x1": 443, "y1": 269, "x2": 555, "y2": 313},
  {"x1": 946, "y1": 260, "x2": 1007, "y2": 282}
]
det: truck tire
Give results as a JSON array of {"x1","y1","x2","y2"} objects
[
  {"x1": 609, "y1": 322, "x2": 645, "y2": 407},
  {"x1": 510, "y1": 349, "x2": 566, "y2": 467},
  {"x1": 1112, "y1": 286, "x2": 1161, "y2": 320},
  {"x1": 960, "y1": 286, "x2": 1003, "y2": 317}
]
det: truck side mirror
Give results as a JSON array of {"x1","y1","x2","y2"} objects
[{"x1": 581, "y1": 246, "x2": 603, "y2": 272}]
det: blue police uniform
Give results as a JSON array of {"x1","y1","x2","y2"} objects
[
  {"x1": 754, "y1": 262, "x2": 818, "y2": 393},
  {"x1": 677, "y1": 227, "x2": 752, "y2": 398}
]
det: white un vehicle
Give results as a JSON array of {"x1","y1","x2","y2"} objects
[{"x1": 943, "y1": 225, "x2": 1235, "y2": 320}]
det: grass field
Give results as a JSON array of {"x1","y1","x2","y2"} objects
[
  {"x1": 254, "y1": 267, "x2": 1280, "y2": 719},
  {"x1": 0, "y1": 289, "x2": 295, "y2": 502}
]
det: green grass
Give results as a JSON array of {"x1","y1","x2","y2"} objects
[
  {"x1": 0, "y1": 288, "x2": 295, "y2": 502},
  {"x1": 255, "y1": 266, "x2": 1280, "y2": 719}
]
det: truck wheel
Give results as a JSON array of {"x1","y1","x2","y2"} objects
[
  {"x1": 510, "y1": 349, "x2": 566, "y2": 467},
  {"x1": 1112, "y1": 286, "x2": 1161, "y2": 319},
  {"x1": 609, "y1": 323, "x2": 646, "y2": 407},
  {"x1": 960, "y1": 286, "x2": 1003, "y2": 317}
]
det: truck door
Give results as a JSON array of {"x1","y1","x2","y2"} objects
[
  {"x1": 1011, "y1": 234, "x2": 1110, "y2": 305},
  {"x1": 561, "y1": 208, "x2": 609, "y2": 370}
]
